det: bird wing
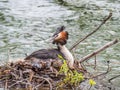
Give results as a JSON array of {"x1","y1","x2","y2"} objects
[{"x1": 24, "y1": 49, "x2": 64, "y2": 60}]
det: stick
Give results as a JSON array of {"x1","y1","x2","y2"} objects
[
  {"x1": 93, "y1": 55, "x2": 97, "y2": 70},
  {"x1": 5, "y1": 79, "x2": 8, "y2": 90},
  {"x1": 79, "y1": 39, "x2": 118, "y2": 63},
  {"x1": 70, "y1": 12, "x2": 112, "y2": 51},
  {"x1": 92, "y1": 60, "x2": 110, "y2": 78},
  {"x1": 108, "y1": 74, "x2": 120, "y2": 83}
]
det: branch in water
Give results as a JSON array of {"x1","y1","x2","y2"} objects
[
  {"x1": 108, "y1": 74, "x2": 120, "y2": 83},
  {"x1": 79, "y1": 39, "x2": 118, "y2": 63},
  {"x1": 70, "y1": 12, "x2": 112, "y2": 51},
  {"x1": 91, "y1": 60, "x2": 110, "y2": 78}
]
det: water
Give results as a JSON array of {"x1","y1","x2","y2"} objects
[
  {"x1": 0, "y1": 0, "x2": 74, "y2": 60},
  {"x1": 0, "y1": 0, "x2": 120, "y2": 89}
]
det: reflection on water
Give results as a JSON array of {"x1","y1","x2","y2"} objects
[{"x1": 0, "y1": 0, "x2": 120, "y2": 89}]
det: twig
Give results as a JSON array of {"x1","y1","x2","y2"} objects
[
  {"x1": 79, "y1": 39, "x2": 118, "y2": 63},
  {"x1": 108, "y1": 74, "x2": 120, "y2": 83},
  {"x1": 92, "y1": 60, "x2": 110, "y2": 78},
  {"x1": 8, "y1": 80, "x2": 23, "y2": 88},
  {"x1": 8, "y1": 79, "x2": 32, "y2": 88},
  {"x1": 5, "y1": 79, "x2": 8, "y2": 90},
  {"x1": 33, "y1": 76, "x2": 53, "y2": 90},
  {"x1": 29, "y1": 70, "x2": 34, "y2": 82},
  {"x1": 88, "y1": 85, "x2": 92, "y2": 90},
  {"x1": 70, "y1": 12, "x2": 112, "y2": 51},
  {"x1": 34, "y1": 80, "x2": 45, "y2": 89},
  {"x1": 10, "y1": 72, "x2": 19, "y2": 79},
  {"x1": 94, "y1": 55, "x2": 97, "y2": 70}
]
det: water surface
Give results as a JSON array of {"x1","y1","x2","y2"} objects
[{"x1": 0, "y1": 0, "x2": 120, "y2": 89}]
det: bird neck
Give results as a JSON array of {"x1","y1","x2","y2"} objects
[{"x1": 58, "y1": 44, "x2": 74, "y2": 68}]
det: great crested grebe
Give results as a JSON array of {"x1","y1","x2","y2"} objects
[{"x1": 24, "y1": 26, "x2": 74, "y2": 69}]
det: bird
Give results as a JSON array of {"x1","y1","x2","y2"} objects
[{"x1": 24, "y1": 26, "x2": 74, "y2": 69}]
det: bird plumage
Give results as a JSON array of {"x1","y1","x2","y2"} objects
[
  {"x1": 24, "y1": 26, "x2": 74, "y2": 69},
  {"x1": 24, "y1": 49, "x2": 64, "y2": 60}
]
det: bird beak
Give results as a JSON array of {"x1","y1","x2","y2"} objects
[{"x1": 49, "y1": 35, "x2": 57, "y2": 43}]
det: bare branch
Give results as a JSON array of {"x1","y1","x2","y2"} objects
[
  {"x1": 92, "y1": 60, "x2": 110, "y2": 78},
  {"x1": 93, "y1": 55, "x2": 97, "y2": 70},
  {"x1": 79, "y1": 39, "x2": 118, "y2": 63},
  {"x1": 108, "y1": 74, "x2": 120, "y2": 83},
  {"x1": 70, "y1": 12, "x2": 112, "y2": 51}
]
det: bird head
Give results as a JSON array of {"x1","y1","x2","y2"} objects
[{"x1": 52, "y1": 26, "x2": 68, "y2": 45}]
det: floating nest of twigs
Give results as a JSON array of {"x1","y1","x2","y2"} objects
[{"x1": 0, "y1": 58, "x2": 86, "y2": 90}]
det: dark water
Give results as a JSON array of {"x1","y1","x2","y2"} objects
[{"x1": 0, "y1": 0, "x2": 120, "y2": 89}]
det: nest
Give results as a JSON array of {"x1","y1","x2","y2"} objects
[{"x1": 0, "y1": 59, "x2": 85, "y2": 90}]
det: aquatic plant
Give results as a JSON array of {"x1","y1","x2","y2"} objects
[{"x1": 58, "y1": 55, "x2": 84, "y2": 87}]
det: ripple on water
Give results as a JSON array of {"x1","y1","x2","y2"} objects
[{"x1": 0, "y1": 0, "x2": 120, "y2": 89}]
